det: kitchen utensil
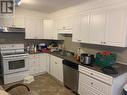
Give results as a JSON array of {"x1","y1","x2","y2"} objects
[
  {"x1": 102, "y1": 66, "x2": 118, "y2": 74},
  {"x1": 80, "y1": 53, "x2": 95, "y2": 65}
]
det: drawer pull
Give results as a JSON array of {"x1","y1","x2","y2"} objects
[
  {"x1": 90, "y1": 73, "x2": 93, "y2": 75},
  {"x1": 91, "y1": 82, "x2": 93, "y2": 85},
  {"x1": 55, "y1": 62, "x2": 57, "y2": 64}
]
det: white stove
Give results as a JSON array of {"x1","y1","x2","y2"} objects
[{"x1": 0, "y1": 44, "x2": 29, "y2": 84}]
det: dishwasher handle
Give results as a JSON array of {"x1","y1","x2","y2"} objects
[{"x1": 62, "y1": 60, "x2": 78, "y2": 70}]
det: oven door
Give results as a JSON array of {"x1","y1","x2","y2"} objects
[{"x1": 2, "y1": 55, "x2": 29, "y2": 75}]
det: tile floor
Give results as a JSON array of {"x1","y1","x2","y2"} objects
[{"x1": 2, "y1": 74, "x2": 76, "y2": 95}]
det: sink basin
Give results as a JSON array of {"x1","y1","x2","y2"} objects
[{"x1": 60, "y1": 51, "x2": 73, "y2": 57}]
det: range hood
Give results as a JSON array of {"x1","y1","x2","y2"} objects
[{"x1": 0, "y1": 27, "x2": 25, "y2": 33}]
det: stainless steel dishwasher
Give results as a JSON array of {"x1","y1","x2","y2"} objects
[{"x1": 63, "y1": 60, "x2": 79, "y2": 93}]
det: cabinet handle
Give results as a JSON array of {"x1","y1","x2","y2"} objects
[
  {"x1": 55, "y1": 62, "x2": 57, "y2": 64},
  {"x1": 101, "y1": 42, "x2": 106, "y2": 44},
  {"x1": 104, "y1": 42, "x2": 106, "y2": 44},
  {"x1": 78, "y1": 40, "x2": 81, "y2": 42},
  {"x1": 63, "y1": 27, "x2": 66, "y2": 29},
  {"x1": 101, "y1": 42, "x2": 104, "y2": 44},
  {"x1": 91, "y1": 82, "x2": 93, "y2": 85},
  {"x1": 90, "y1": 73, "x2": 93, "y2": 75}
]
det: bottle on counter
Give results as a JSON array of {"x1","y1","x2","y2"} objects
[{"x1": 75, "y1": 48, "x2": 83, "y2": 61}]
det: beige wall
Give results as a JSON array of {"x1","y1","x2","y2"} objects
[{"x1": 63, "y1": 35, "x2": 127, "y2": 64}]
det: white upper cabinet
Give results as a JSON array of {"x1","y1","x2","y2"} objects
[
  {"x1": 56, "y1": 15, "x2": 74, "y2": 34},
  {"x1": 89, "y1": 9, "x2": 106, "y2": 45},
  {"x1": 105, "y1": 6, "x2": 127, "y2": 47},
  {"x1": 72, "y1": 15, "x2": 81, "y2": 42},
  {"x1": 72, "y1": 5, "x2": 127, "y2": 47},
  {"x1": 25, "y1": 18, "x2": 36, "y2": 39},
  {"x1": 0, "y1": 16, "x2": 14, "y2": 27},
  {"x1": 43, "y1": 20, "x2": 54, "y2": 39},
  {"x1": 80, "y1": 12, "x2": 90, "y2": 43},
  {"x1": 25, "y1": 17, "x2": 43, "y2": 39},
  {"x1": 14, "y1": 16, "x2": 25, "y2": 28}
]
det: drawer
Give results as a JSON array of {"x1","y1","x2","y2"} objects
[
  {"x1": 79, "y1": 65, "x2": 113, "y2": 85},
  {"x1": 79, "y1": 73, "x2": 112, "y2": 95},
  {"x1": 29, "y1": 54, "x2": 36, "y2": 59},
  {"x1": 79, "y1": 83, "x2": 106, "y2": 95}
]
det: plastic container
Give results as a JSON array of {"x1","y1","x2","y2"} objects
[{"x1": 95, "y1": 53, "x2": 117, "y2": 67}]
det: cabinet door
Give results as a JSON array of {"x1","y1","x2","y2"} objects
[
  {"x1": 35, "y1": 19, "x2": 43, "y2": 39},
  {"x1": 0, "y1": 16, "x2": 13, "y2": 27},
  {"x1": 43, "y1": 20, "x2": 53, "y2": 39},
  {"x1": 14, "y1": 16, "x2": 25, "y2": 28},
  {"x1": 52, "y1": 20, "x2": 58, "y2": 40},
  {"x1": 38, "y1": 54, "x2": 46, "y2": 72},
  {"x1": 50, "y1": 55, "x2": 63, "y2": 82},
  {"x1": 105, "y1": 7, "x2": 126, "y2": 47},
  {"x1": 46, "y1": 54, "x2": 50, "y2": 73},
  {"x1": 72, "y1": 15, "x2": 81, "y2": 42},
  {"x1": 89, "y1": 9, "x2": 106, "y2": 45},
  {"x1": 29, "y1": 55, "x2": 36, "y2": 75},
  {"x1": 56, "y1": 57, "x2": 63, "y2": 82},
  {"x1": 64, "y1": 16, "x2": 73, "y2": 31},
  {"x1": 57, "y1": 16, "x2": 73, "y2": 34},
  {"x1": 25, "y1": 18, "x2": 43, "y2": 39},
  {"x1": 80, "y1": 13, "x2": 90, "y2": 43},
  {"x1": 50, "y1": 56, "x2": 56, "y2": 77},
  {"x1": 25, "y1": 18, "x2": 36, "y2": 39},
  {"x1": 79, "y1": 84, "x2": 105, "y2": 95}
]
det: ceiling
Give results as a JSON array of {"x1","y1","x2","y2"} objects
[{"x1": 19, "y1": 0, "x2": 90, "y2": 13}]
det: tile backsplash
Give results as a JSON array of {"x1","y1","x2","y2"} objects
[
  {"x1": 0, "y1": 33, "x2": 126, "y2": 64},
  {"x1": 63, "y1": 35, "x2": 127, "y2": 63}
]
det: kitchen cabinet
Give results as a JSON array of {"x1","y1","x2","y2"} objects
[
  {"x1": 105, "y1": 6, "x2": 127, "y2": 47},
  {"x1": 79, "y1": 65, "x2": 127, "y2": 95},
  {"x1": 13, "y1": 16, "x2": 25, "y2": 28},
  {"x1": 89, "y1": 9, "x2": 106, "y2": 45},
  {"x1": 72, "y1": 9, "x2": 106, "y2": 44},
  {"x1": 46, "y1": 53, "x2": 51, "y2": 73},
  {"x1": 72, "y1": 6, "x2": 127, "y2": 47},
  {"x1": 72, "y1": 15, "x2": 81, "y2": 42},
  {"x1": 50, "y1": 55, "x2": 63, "y2": 82},
  {"x1": 29, "y1": 54, "x2": 47, "y2": 75},
  {"x1": 79, "y1": 83, "x2": 105, "y2": 95},
  {"x1": 25, "y1": 17, "x2": 43, "y2": 39},
  {"x1": 43, "y1": 20, "x2": 54, "y2": 39},
  {"x1": 80, "y1": 12, "x2": 90, "y2": 43},
  {"x1": 0, "y1": 16, "x2": 14, "y2": 27},
  {"x1": 56, "y1": 15, "x2": 74, "y2": 34},
  {"x1": 43, "y1": 19, "x2": 61, "y2": 40}
]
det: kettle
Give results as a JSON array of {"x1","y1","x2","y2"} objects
[{"x1": 80, "y1": 53, "x2": 95, "y2": 65}]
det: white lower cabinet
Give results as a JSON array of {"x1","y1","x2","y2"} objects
[
  {"x1": 79, "y1": 65, "x2": 127, "y2": 95},
  {"x1": 79, "y1": 83, "x2": 105, "y2": 95},
  {"x1": 46, "y1": 53, "x2": 51, "y2": 73},
  {"x1": 29, "y1": 53, "x2": 47, "y2": 75},
  {"x1": 50, "y1": 55, "x2": 63, "y2": 82},
  {"x1": 28, "y1": 53, "x2": 63, "y2": 82},
  {"x1": 79, "y1": 73, "x2": 111, "y2": 95}
]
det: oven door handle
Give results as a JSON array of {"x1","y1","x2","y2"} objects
[{"x1": 3, "y1": 56, "x2": 28, "y2": 60}]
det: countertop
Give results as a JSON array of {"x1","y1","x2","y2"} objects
[{"x1": 28, "y1": 51, "x2": 127, "y2": 78}]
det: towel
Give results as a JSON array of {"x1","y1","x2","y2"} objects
[{"x1": 0, "y1": 90, "x2": 9, "y2": 95}]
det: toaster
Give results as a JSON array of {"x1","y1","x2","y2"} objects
[{"x1": 80, "y1": 53, "x2": 95, "y2": 65}]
